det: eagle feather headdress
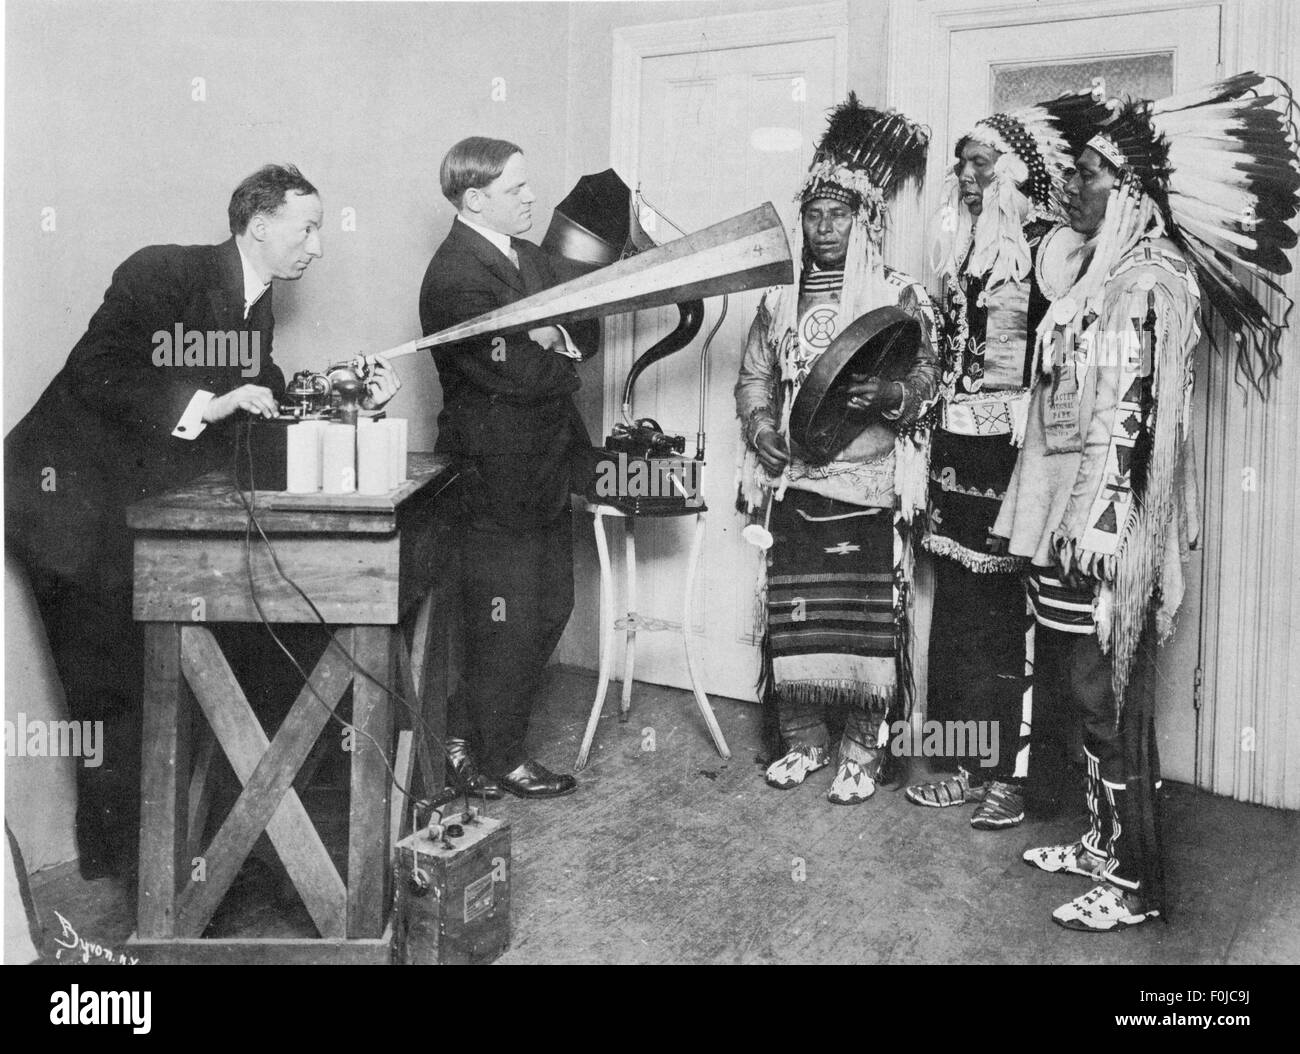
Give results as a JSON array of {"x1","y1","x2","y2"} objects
[
  {"x1": 773, "y1": 93, "x2": 932, "y2": 357},
  {"x1": 1088, "y1": 72, "x2": 1300, "y2": 391}
]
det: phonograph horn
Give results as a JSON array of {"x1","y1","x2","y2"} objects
[
  {"x1": 374, "y1": 202, "x2": 792, "y2": 359},
  {"x1": 540, "y1": 167, "x2": 658, "y2": 273}
]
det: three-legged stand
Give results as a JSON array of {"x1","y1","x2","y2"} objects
[{"x1": 575, "y1": 502, "x2": 730, "y2": 769}]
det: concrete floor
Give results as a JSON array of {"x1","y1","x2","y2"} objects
[{"x1": 21, "y1": 666, "x2": 1300, "y2": 964}]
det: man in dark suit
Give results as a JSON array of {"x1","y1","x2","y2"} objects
[
  {"x1": 419, "y1": 137, "x2": 596, "y2": 799},
  {"x1": 6, "y1": 164, "x2": 397, "y2": 877}
]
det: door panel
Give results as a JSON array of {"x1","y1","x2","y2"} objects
[{"x1": 612, "y1": 38, "x2": 843, "y2": 702}]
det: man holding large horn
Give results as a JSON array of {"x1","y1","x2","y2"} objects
[
  {"x1": 419, "y1": 137, "x2": 598, "y2": 801},
  {"x1": 735, "y1": 95, "x2": 940, "y2": 805}
]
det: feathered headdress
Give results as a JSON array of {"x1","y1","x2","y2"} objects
[
  {"x1": 772, "y1": 94, "x2": 931, "y2": 376},
  {"x1": 799, "y1": 93, "x2": 930, "y2": 241},
  {"x1": 934, "y1": 88, "x2": 1113, "y2": 288},
  {"x1": 963, "y1": 89, "x2": 1112, "y2": 214},
  {"x1": 1087, "y1": 73, "x2": 1300, "y2": 391}
]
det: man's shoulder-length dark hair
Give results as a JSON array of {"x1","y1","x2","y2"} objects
[
  {"x1": 440, "y1": 137, "x2": 522, "y2": 207},
  {"x1": 228, "y1": 164, "x2": 318, "y2": 235}
]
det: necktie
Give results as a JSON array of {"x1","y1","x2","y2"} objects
[{"x1": 506, "y1": 242, "x2": 520, "y2": 270}]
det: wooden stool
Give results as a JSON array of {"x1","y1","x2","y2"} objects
[{"x1": 575, "y1": 501, "x2": 730, "y2": 769}]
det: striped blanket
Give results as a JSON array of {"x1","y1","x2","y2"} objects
[{"x1": 767, "y1": 489, "x2": 898, "y2": 712}]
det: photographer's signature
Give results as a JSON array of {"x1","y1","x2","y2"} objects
[{"x1": 51, "y1": 910, "x2": 138, "y2": 965}]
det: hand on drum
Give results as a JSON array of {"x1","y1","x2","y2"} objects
[{"x1": 845, "y1": 373, "x2": 903, "y2": 413}]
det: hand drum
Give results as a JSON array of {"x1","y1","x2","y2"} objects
[{"x1": 789, "y1": 305, "x2": 921, "y2": 464}]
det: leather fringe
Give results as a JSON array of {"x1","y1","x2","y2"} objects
[
  {"x1": 922, "y1": 534, "x2": 1025, "y2": 574},
  {"x1": 774, "y1": 679, "x2": 896, "y2": 715},
  {"x1": 1106, "y1": 277, "x2": 1198, "y2": 715}
]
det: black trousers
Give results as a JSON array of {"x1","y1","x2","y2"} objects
[
  {"x1": 24, "y1": 566, "x2": 143, "y2": 877},
  {"x1": 448, "y1": 515, "x2": 575, "y2": 775},
  {"x1": 1024, "y1": 623, "x2": 1086, "y2": 815},
  {"x1": 926, "y1": 557, "x2": 1027, "y2": 779}
]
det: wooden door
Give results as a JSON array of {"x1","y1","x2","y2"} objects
[{"x1": 606, "y1": 11, "x2": 847, "y2": 701}]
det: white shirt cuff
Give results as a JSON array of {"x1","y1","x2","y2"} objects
[
  {"x1": 173, "y1": 390, "x2": 214, "y2": 440},
  {"x1": 553, "y1": 324, "x2": 583, "y2": 360}
]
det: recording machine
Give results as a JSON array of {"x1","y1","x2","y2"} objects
[
  {"x1": 278, "y1": 357, "x2": 384, "y2": 423},
  {"x1": 233, "y1": 357, "x2": 393, "y2": 491},
  {"x1": 545, "y1": 171, "x2": 715, "y2": 514}
]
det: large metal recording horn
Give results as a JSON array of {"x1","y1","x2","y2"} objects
[
  {"x1": 376, "y1": 200, "x2": 791, "y2": 360},
  {"x1": 542, "y1": 169, "x2": 693, "y2": 367},
  {"x1": 541, "y1": 168, "x2": 658, "y2": 273}
]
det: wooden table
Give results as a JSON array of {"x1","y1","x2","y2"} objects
[{"x1": 125, "y1": 452, "x2": 458, "y2": 964}]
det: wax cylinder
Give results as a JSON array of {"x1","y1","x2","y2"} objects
[
  {"x1": 321, "y1": 423, "x2": 357, "y2": 494},
  {"x1": 285, "y1": 421, "x2": 323, "y2": 494},
  {"x1": 356, "y1": 418, "x2": 392, "y2": 494}
]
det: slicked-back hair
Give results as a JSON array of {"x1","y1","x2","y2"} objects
[
  {"x1": 440, "y1": 137, "x2": 522, "y2": 208},
  {"x1": 228, "y1": 164, "x2": 319, "y2": 235}
]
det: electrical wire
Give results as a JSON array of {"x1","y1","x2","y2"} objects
[
  {"x1": 233, "y1": 425, "x2": 420, "y2": 801},
  {"x1": 238, "y1": 422, "x2": 460, "y2": 758},
  {"x1": 229, "y1": 419, "x2": 465, "y2": 806}
]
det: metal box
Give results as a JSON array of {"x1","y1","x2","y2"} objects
[
  {"x1": 233, "y1": 417, "x2": 290, "y2": 492},
  {"x1": 392, "y1": 816, "x2": 511, "y2": 965}
]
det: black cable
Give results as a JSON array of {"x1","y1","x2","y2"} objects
[
  {"x1": 236, "y1": 423, "x2": 460, "y2": 758},
  {"x1": 245, "y1": 469, "x2": 463, "y2": 766},
  {"x1": 230, "y1": 419, "x2": 428, "y2": 802}
]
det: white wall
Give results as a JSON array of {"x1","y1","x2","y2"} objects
[{"x1": 3, "y1": 0, "x2": 576, "y2": 871}]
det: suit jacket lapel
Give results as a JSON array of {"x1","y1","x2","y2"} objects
[
  {"x1": 248, "y1": 285, "x2": 273, "y2": 335},
  {"x1": 514, "y1": 240, "x2": 551, "y2": 296},
  {"x1": 451, "y1": 219, "x2": 526, "y2": 297},
  {"x1": 209, "y1": 238, "x2": 247, "y2": 330}
]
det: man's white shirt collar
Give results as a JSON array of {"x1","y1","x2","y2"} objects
[
  {"x1": 236, "y1": 243, "x2": 271, "y2": 319},
  {"x1": 457, "y1": 214, "x2": 515, "y2": 261}
]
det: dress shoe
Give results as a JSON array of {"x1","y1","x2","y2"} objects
[
  {"x1": 498, "y1": 759, "x2": 577, "y2": 799},
  {"x1": 446, "y1": 738, "x2": 504, "y2": 800}
]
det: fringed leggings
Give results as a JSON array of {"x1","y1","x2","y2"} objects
[{"x1": 1033, "y1": 617, "x2": 1165, "y2": 911}]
